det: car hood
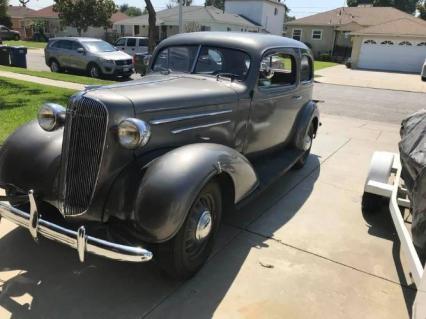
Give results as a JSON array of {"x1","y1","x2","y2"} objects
[
  {"x1": 93, "y1": 50, "x2": 132, "y2": 60},
  {"x1": 85, "y1": 73, "x2": 240, "y2": 114}
]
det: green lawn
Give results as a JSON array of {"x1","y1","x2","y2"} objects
[
  {"x1": 0, "y1": 77, "x2": 74, "y2": 144},
  {"x1": 3, "y1": 40, "x2": 47, "y2": 49},
  {"x1": 314, "y1": 61, "x2": 338, "y2": 71},
  {"x1": 0, "y1": 65, "x2": 115, "y2": 86}
]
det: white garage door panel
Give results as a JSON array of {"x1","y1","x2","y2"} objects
[{"x1": 359, "y1": 43, "x2": 426, "y2": 73}]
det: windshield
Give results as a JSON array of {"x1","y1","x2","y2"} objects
[
  {"x1": 84, "y1": 41, "x2": 116, "y2": 53},
  {"x1": 152, "y1": 45, "x2": 251, "y2": 80}
]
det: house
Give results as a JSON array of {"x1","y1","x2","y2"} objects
[
  {"x1": 24, "y1": 5, "x2": 128, "y2": 40},
  {"x1": 286, "y1": 6, "x2": 426, "y2": 67},
  {"x1": 6, "y1": 5, "x2": 35, "y2": 38},
  {"x1": 224, "y1": 0, "x2": 287, "y2": 35},
  {"x1": 350, "y1": 18, "x2": 426, "y2": 73},
  {"x1": 114, "y1": 4, "x2": 285, "y2": 40}
]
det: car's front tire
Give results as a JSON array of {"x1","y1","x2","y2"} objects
[
  {"x1": 88, "y1": 63, "x2": 102, "y2": 78},
  {"x1": 156, "y1": 180, "x2": 222, "y2": 279},
  {"x1": 49, "y1": 59, "x2": 62, "y2": 73},
  {"x1": 294, "y1": 122, "x2": 315, "y2": 169}
]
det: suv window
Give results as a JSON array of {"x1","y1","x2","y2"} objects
[
  {"x1": 153, "y1": 46, "x2": 199, "y2": 73},
  {"x1": 127, "y1": 38, "x2": 136, "y2": 47},
  {"x1": 300, "y1": 55, "x2": 313, "y2": 82},
  {"x1": 139, "y1": 38, "x2": 148, "y2": 46},
  {"x1": 0, "y1": 26, "x2": 9, "y2": 31},
  {"x1": 116, "y1": 38, "x2": 126, "y2": 46},
  {"x1": 71, "y1": 41, "x2": 83, "y2": 51},
  {"x1": 258, "y1": 53, "x2": 296, "y2": 88},
  {"x1": 54, "y1": 40, "x2": 72, "y2": 50}
]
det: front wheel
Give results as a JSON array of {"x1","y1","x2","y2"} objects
[
  {"x1": 294, "y1": 122, "x2": 315, "y2": 169},
  {"x1": 156, "y1": 180, "x2": 222, "y2": 279}
]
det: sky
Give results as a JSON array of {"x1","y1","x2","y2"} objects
[{"x1": 8, "y1": 0, "x2": 347, "y2": 18}]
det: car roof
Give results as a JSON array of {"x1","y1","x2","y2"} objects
[
  {"x1": 119, "y1": 36, "x2": 148, "y2": 39},
  {"x1": 156, "y1": 32, "x2": 309, "y2": 56},
  {"x1": 49, "y1": 37, "x2": 104, "y2": 42}
]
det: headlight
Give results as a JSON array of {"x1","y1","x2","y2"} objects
[
  {"x1": 101, "y1": 58, "x2": 115, "y2": 64},
  {"x1": 37, "y1": 103, "x2": 66, "y2": 131},
  {"x1": 118, "y1": 118, "x2": 151, "y2": 149}
]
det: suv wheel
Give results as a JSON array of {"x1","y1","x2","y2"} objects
[
  {"x1": 156, "y1": 180, "x2": 222, "y2": 279},
  {"x1": 88, "y1": 64, "x2": 102, "y2": 78},
  {"x1": 50, "y1": 60, "x2": 61, "y2": 73}
]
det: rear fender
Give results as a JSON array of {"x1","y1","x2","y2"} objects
[{"x1": 293, "y1": 100, "x2": 319, "y2": 150}]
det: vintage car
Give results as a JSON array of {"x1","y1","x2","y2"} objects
[{"x1": 0, "y1": 32, "x2": 319, "y2": 279}]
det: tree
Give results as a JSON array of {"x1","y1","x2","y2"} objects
[
  {"x1": 119, "y1": 4, "x2": 129, "y2": 12},
  {"x1": 125, "y1": 7, "x2": 143, "y2": 16},
  {"x1": 0, "y1": 0, "x2": 12, "y2": 28},
  {"x1": 53, "y1": 0, "x2": 116, "y2": 36},
  {"x1": 418, "y1": 1, "x2": 426, "y2": 20},
  {"x1": 18, "y1": 0, "x2": 30, "y2": 7},
  {"x1": 144, "y1": 0, "x2": 157, "y2": 53},
  {"x1": 204, "y1": 0, "x2": 224, "y2": 10},
  {"x1": 346, "y1": 0, "x2": 417, "y2": 14},
  {"x1": 167, "y1": 0, "x2": 192, "y2": 8}
]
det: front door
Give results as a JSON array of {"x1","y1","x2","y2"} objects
[{"x1": 244, "y1": 48, "x2": 301, "y2": 155}]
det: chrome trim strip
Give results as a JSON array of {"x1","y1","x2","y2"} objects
[
  {"x1": 0, "y1": 192, "x2": 153, "y2": 263},
  {"x1": 171, "y1": 120, "x2": 231, "y2": 134},
  {"x1": 150, "y1": 109, "x2": 232, "y2": 125}
]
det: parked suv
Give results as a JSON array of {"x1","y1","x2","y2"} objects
[
  {"x1": 45, "y1": 37, "x2": 134, "y2": 78},
  {"x1": 0, "y1": 25, "x2": 20, "y2": 40},
  {"x1": 115, "y1": 36, "x2": 148, "y2": 55}
]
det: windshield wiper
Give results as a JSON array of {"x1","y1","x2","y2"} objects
[{"x1": 215, "y1": 72, "x2": 239, "y2": 82}]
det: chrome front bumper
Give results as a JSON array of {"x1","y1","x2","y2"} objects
[{"x1": 0, "y1": 191, "x2": 153, "y2": 263}]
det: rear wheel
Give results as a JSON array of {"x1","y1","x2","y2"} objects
[
  {"x1": 49, "y1": 59, "x2": 62, "y2": 73},
  {"x1": 156, "y1": 180, "x2": 222, "y2": 279},
  {"x1": 14, "y1": 34, "x2": 20, "y2": 41},
  {"x1": 294, "y1": 122, "x2": 315, "y2": 169}
]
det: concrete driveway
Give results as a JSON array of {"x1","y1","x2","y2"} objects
[
  {"x1": 0, "y1": 113, "x2": 416, "y2": 318},
  {"x1": 316, "y1": 65, "x2": 426, "y2": 93}
]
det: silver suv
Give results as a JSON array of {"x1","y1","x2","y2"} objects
[{"x1": 45, "y1": 37, "x2": 134, "y2": 78}]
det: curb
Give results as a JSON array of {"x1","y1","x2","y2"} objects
[{"x1": 314, "y1": 81, "x2": 426, "y2": 94}]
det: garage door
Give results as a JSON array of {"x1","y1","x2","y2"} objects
[{"x1": 359, "y1": 39, "x2": 426, "y2": 73}]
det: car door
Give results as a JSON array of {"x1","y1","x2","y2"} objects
[
  {"x1": 244, "y1": 48, "x2": 301, "y2": 155},
  {"x1": 68, "y1": 41, "x2": 86, "y2": 70},
  {"x1": 0, "y1": 26, "x2": 10, "y2": 40},
  {"x1": 56, "y1": 40, "x2": 74, "y2": 68},
  {"x1": 115, "y1": 38, "x2": 126, "y2": 53}
]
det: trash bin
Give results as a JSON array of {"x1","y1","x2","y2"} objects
[
  {"x1": 9, "y1": 46, "x2": 27, "y2": 68},
  {"x1": 0, "y1": 45, "x2": 10, "y2": 66}
]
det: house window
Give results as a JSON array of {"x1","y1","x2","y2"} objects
[
  {"x1": 399, "y1": 41, "x2": 412, "y2": 46},
  {"x1": 381, "y1": 40, "x2": 394, "y2": 45},
  {"x1": 258, "y1": 53, "x2": 296, "y2": 88},
  {"x1": 227, "y1": 27, "x2": 231, "y2": 31},
  {"x1": 312, "y1": 30, "x2": 322, "y2": 40},
  {"x1": 292, "y1": 29, "x2": 302, "y2": 41},
  {"x1": 363, "y1": 39, "x2": 377, "y2": 44},
  {"x1": 120, "y1": 25, "x2": 125, "y2": 35},
  {"x1": 200, "y1": 26, "x2": 211, "y2": 31},
  {"x1": 134, "y1": 25, "x2": 140, "y2": 35},
  {"x1": 274, "y1": 8, "x2": 278, "y2": 15},
  {"x1": 418, "y1": 42, "x2": 426, "y2": 46}
]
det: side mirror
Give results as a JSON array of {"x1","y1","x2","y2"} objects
[{"x1": 77, "y1": 48, "x2": 85, "y2": 54}]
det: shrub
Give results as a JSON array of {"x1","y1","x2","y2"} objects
[{"x1": 317, "y1": 53, "x2": 332, "y2": 62}]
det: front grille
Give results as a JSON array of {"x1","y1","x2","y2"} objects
[
  {"x1": 116, "y1": 59, "x2": 132, "y2": 66},
  {"x1": 60, "y1": 96, "x2": 108, "y2": 216}
]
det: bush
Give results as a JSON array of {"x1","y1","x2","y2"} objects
[
  {"x1": 317, "y1": 53, "x2": 332, "y2": 62},
  {"x1": 345, "y1": 58, "x2": 352, "y2": 69}
]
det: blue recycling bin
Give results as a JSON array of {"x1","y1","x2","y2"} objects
[
  {"x1": 0, "y1": 45, "x2": 10, "y2": 66},
  {"x1": 9, "y1": 46, "x2": 27, "y2": 68}
]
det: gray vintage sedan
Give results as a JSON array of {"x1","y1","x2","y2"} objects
[{"x1": 0, "y1": 32, "x2": 319, "y2": 279}]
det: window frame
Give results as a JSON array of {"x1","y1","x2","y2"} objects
[
  {"x1": 311, "y1": 29, "x2": 323, "y2": 41},
  {"x1": 257, "y1": 48, "x2": 299, "y2": 93},
  {"x1": 300, "y1": 54, "x2": 313, "y2": 84},
  {"x1": 292, "y1": 29, "x2": 302, "y2": 41}
]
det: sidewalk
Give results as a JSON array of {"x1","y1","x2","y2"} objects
[
  {"x1": 316, "y1": 65, "x2": 426, "y2": 93},
  {"x1": 0, "y1": 70, "x2": 85, "y2": 90}
]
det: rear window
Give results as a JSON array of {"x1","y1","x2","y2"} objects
[
  {"x1": 127, "y1": 38, "x2": 136, "y2": 47},
  {"x1": 139, "y1": 38, "x2": 148, "y2": 47}
]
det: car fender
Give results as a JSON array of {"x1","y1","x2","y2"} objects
[
  {"x1": 131, "y1": 143, "x2": 258, "y2": 243},
  {"x1": 0, "y1": 120, "x2": 63, "y2": 200},
  {"x1": 293, "y1": 100, "x2": 319, "y2": 150}
]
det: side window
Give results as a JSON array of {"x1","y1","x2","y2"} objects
[
  {"x1": 127, "y1": 38, "x2": 136, "y2": 47},
  {"x1": 258, "y1": 53, "x2": 296, "y2": 88},
  {"x1": 300, "y1": 55, "x2": 313, "y2": 82},
  {"x1": 61, "y1": 40, "x2": 72, "y2": 50},
  {"x1": 139, "y1": 38, "x2": 148, "y2": 46},
  {"x1": 71, "y1": 41, "x2": 83, "y2": 51},
  {"x1": 116, "y1": 38, "x2": 126, "y2": 46}
]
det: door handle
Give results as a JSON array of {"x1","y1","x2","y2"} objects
[{"x1": 292, "y1": 95, "x2": 302, "y2": 100}]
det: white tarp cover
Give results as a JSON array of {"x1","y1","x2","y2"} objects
[{"x1": 399, "y1": 109, "x2": 426, "y2": 250}]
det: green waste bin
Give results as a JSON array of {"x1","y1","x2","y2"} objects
[
  {"x1": 0, "y1": 45, "x2": 10, "y2": 66},
  {"x1": 10, "y1": 46, "x2": 27, "y2": 68}
]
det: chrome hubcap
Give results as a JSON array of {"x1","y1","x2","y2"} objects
[
  {"x1": 195, "y1": 210, "x2": 212, "y2": 241},
  {"x1": 91, "y1": 67, "x2": 99, "y2": 78},
  {"x1": 303, "y1": 135, "x2": 312, "y2": 151}
]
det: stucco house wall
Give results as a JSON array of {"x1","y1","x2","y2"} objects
[{"x1": 288, "y1": 25, "x2": 335, "y2": 57}]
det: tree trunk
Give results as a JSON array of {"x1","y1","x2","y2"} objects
[{"x1": 144, "y1": 0, "x2": 157, "y2": 54}]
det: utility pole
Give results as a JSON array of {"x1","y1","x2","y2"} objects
[{"x1": 178, "y1": 0, "x2": 183, "y2": 33}]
